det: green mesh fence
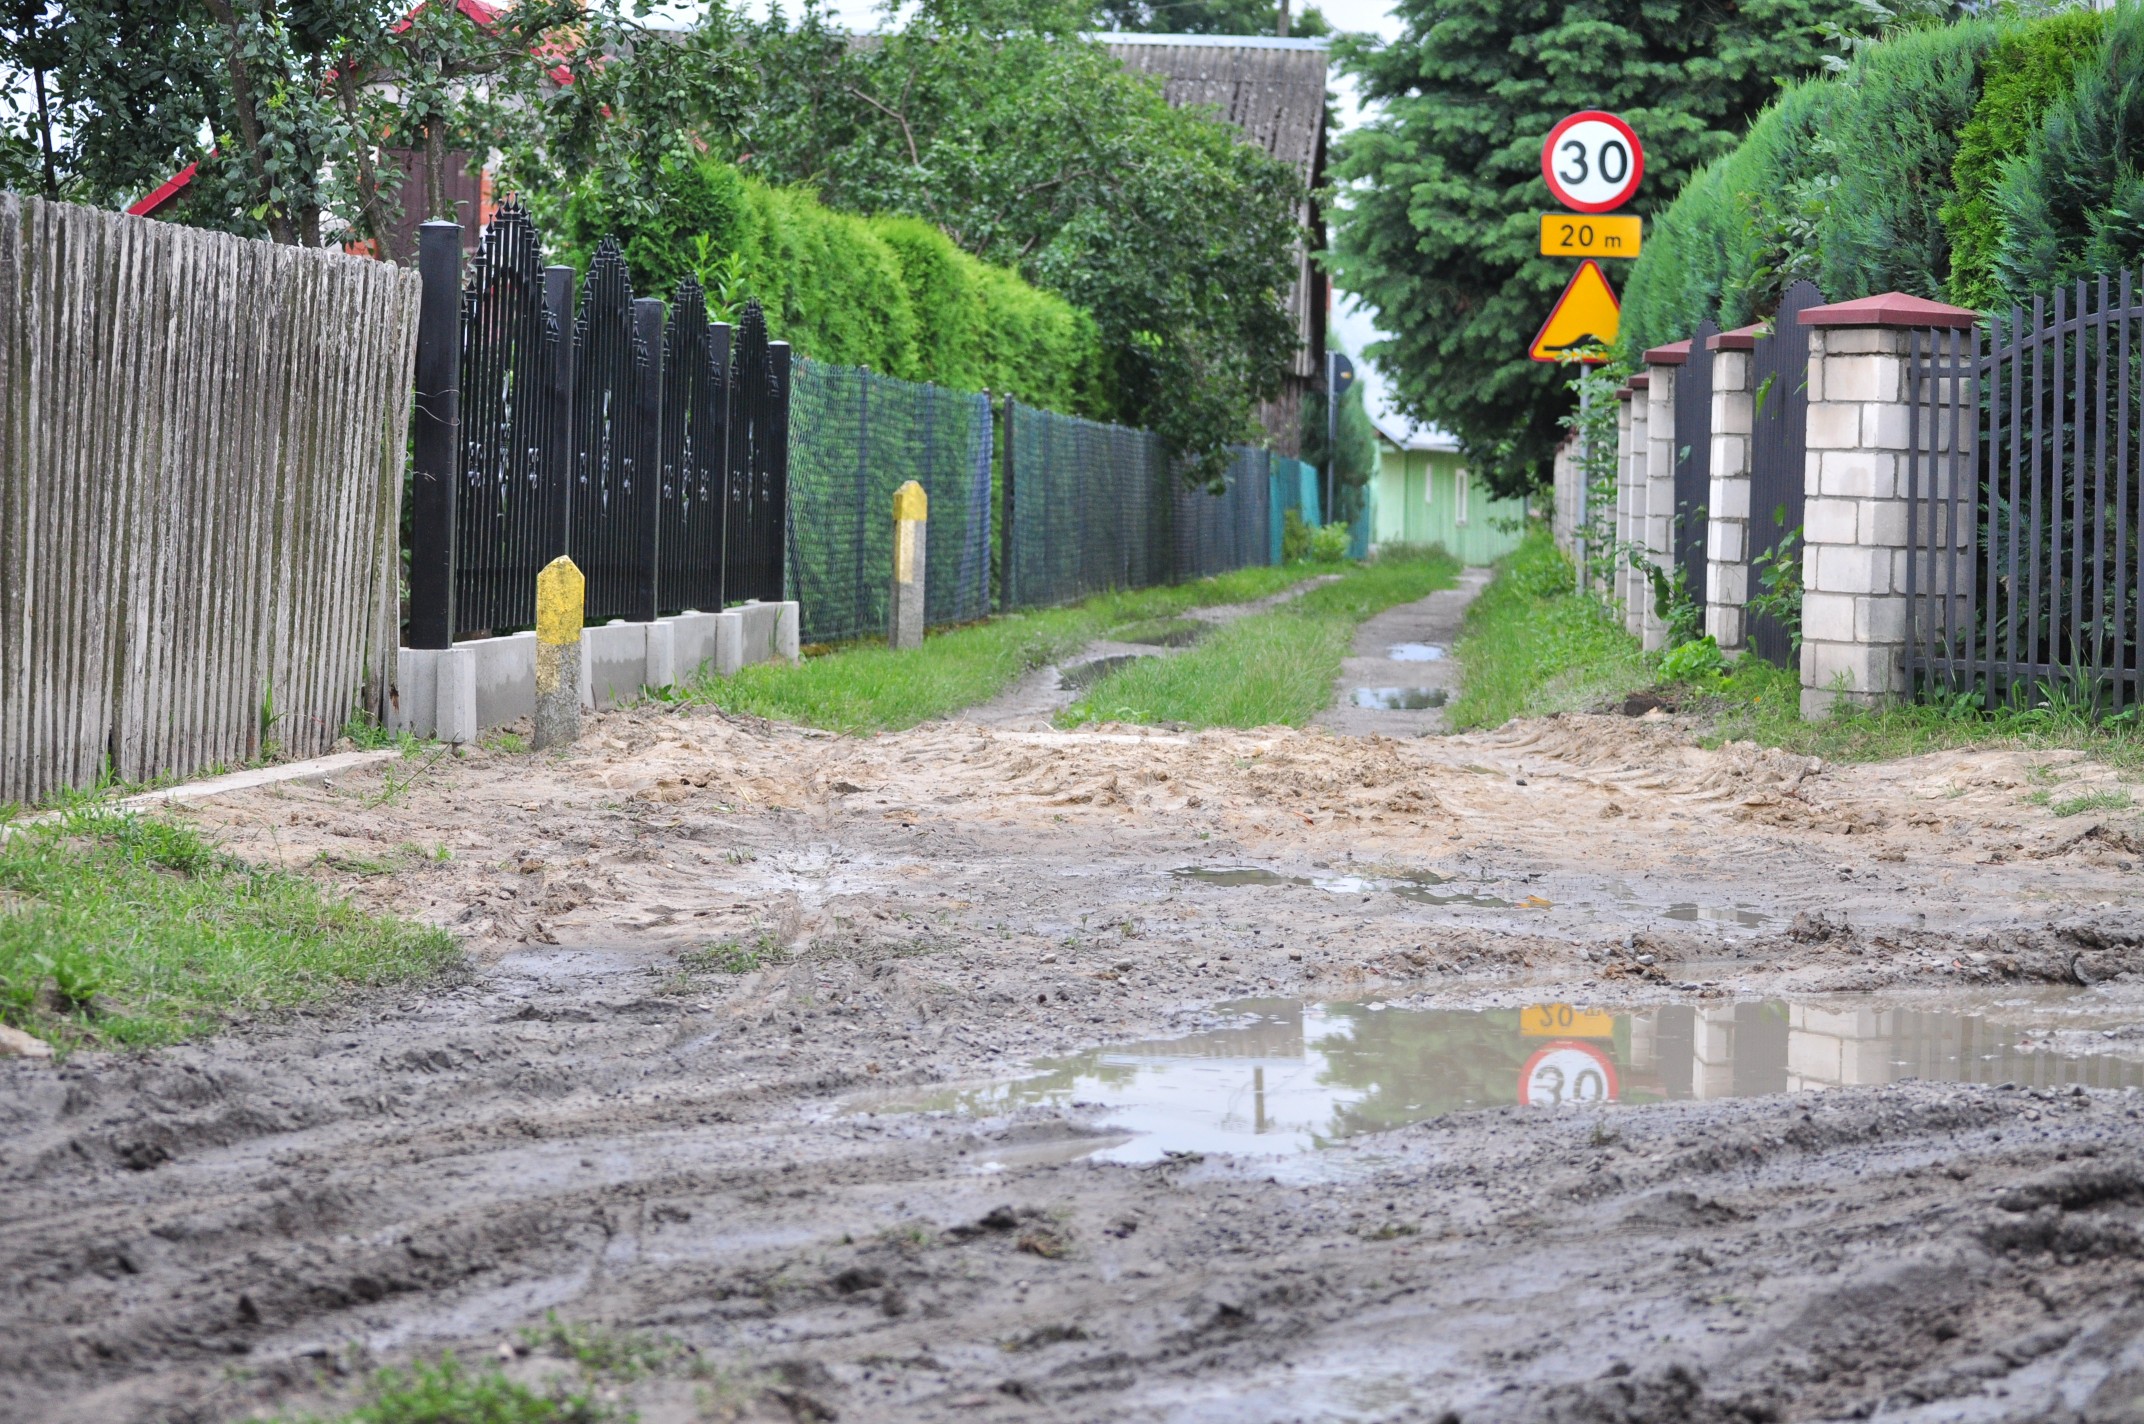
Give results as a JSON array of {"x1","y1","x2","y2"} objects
[
  {"x1": 1002, "y1": 402, "x2": 1174, "y2": 610},
  {"x1": 1172, "y1": 446, "x2": 1274, "y2": 582},
  {"x1": 788, "y1": 360, "x2": 994, "y2": 644},
  {"x1": 1268, "y1": 456, "x2": 1320, "y2": 563}
]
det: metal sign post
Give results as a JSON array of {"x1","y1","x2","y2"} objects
[{"x1": 1324, "y1": 351, "x2": 1355, "y2": 525}]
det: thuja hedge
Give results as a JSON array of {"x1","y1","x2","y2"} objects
[
  {"x1": 1619, "y1": 6, "x2": 2139, "y2": 356},
  {"x1": 557, "y1": 156, "x2": 1106, "y2": 418}
]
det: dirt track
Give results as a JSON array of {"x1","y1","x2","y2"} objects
[{"x1": 5, "y1": 683, "x2": 2144, "y2": 1422}]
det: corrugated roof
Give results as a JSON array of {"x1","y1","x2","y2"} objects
[{"x1": 1100, "y1": 33, "x2": 1328, "y2": 185}]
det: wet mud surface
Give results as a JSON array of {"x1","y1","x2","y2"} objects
[{"x1": 6, "y1": 690, "x2": 2144, "y2": 1422}]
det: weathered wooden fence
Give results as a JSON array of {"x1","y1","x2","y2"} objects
[{"x1": 0, "y1": 195, "x2": 420, "y2": 804}]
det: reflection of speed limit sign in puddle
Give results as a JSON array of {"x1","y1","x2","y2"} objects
[{"x1": 1519, "y1": 1040, "x2": 1619, "y2": 1108}]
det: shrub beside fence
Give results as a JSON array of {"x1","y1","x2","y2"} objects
[
  {"x1": 0, "y1": 194, "x2": 419, "y2": 804},
  {"x1": 789, "y1": 363, "x2": 994, "y2": 644}
]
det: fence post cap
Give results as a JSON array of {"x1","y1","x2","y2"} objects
[
  {"x1": 892, "y1": 480, "x2": 928, "y2": 521},
  {"x1": 1797, "y1": 292, "x2": 1978, "y2": 329},
  {"x1": 1628, "y1": 373, "x2": 1650, "y2": 390},
  {"x1": 1641, "y1": 338, "x2": 1691, "y2": 366},
  {"x1": 1615, "y1": 386, "x2": 1635, "y2": 402},
  {"x1": 1708, "y1": 322, "x2": 1766, "y2": 351}
]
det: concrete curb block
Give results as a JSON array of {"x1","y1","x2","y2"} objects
[{"x1": 389, "y1": 600, "x2": 801, "y2": 741}]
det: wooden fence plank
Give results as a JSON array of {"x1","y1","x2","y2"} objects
[{"x1": 0, "y1": 197, "x2": 419, "y2": 803}]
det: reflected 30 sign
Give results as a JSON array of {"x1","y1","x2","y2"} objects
[{"x1": 1520, "y1": 1040, "x2": 1619, "y2": 1108}]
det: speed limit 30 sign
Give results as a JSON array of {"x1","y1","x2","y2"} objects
[{"x1": 1542, "y1": 110, "x2": 1644, "y2": 214}]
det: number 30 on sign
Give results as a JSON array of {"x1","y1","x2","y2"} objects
[{"x1": 1542, "y1": 110, "x2": 1644, "y2": 214}]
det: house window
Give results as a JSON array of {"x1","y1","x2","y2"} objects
[
  {"x1": 1455, "y1": 468, "x2": 1470, "y2": 526},
  {"x1": 1421, "y1": 455, "x2": 1433, "y2": 507}
]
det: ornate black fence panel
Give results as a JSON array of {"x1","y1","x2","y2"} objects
[
  {"x1": 658, "y1": 279, "x2": 730, "y2": 615},
  {"x1": 566, "y1": 241, "x2": 661, "y2": 622},
  {"x1": 452, "y1": 206, "x2": 560, "y2": 636},
  {"x1": 725, "y1": 302, "x2": 788, "y2": 608},
  {"x1": 409, "y1": 211, "x2": 792, "y2": 646},
  {"x1": 1746, "y1": 281, "x2": 1823, "y2": 665},
  {"x1": 1907, "y1": 272, "x2": 2144, "y2": 709},
  {"x1": 1672, "y1": 318, "x2": 1717, "y2": 607}
]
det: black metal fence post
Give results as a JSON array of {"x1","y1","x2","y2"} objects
[
  {"x1": 542, "y1": 264, "x2": 576, "y2": 561},
  {"x1": 770, "y1": 340, "x2": 792, "y2": 603},
  {"x1": 1000, "y1": 397, "x2": 1017, "y2": 610},
  {"x1": 408, "y1": 220, "x2": 462, "y2": 648},
  {"x1": 631, "y1": 296, "x2": 665, "y2": 622}
]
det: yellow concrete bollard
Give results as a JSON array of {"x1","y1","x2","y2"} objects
[
  {"x1": 890, "y1": 480, "x2": 927, "y2": 651},
  {"x1": 533, "y1": 555, "x2": 585, "y2": 750}
]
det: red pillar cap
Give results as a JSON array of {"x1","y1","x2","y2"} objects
[
  {"x1": 1708, "y1": 322, "x2": 1766, "y2": 351},
  {"x1": 1797, "y1": 292, "x2": 1979, "y2": 329},
  {"x1": 1641, "y1": 338, "x2": 1690, "y2": 366}
]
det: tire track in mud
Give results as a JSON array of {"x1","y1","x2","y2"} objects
[{"x1": 6, "y1": 704, "x2": 2144, "y2": 1420}]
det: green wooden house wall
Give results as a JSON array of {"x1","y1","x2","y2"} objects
[{"x1": 1369, "y1": 443, "x2": 1529, "y2": 565}]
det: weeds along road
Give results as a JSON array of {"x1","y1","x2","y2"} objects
[{"x1": 6, "y1": 700, "x2": 2144, "y2": 1422}]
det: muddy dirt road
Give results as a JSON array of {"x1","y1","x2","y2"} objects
[{"x1": 6, "y1": 681, "x2": 2144, "y2": 1422}]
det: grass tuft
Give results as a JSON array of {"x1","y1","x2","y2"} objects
[
  {"x1": 1064, "y1": 552, "x2": 1462, "y2": 728},
  {"x1": 0, "y1": 809, "x2": 460, "y2": 1051},
  {"x1": 275, "y1": 1352, "x2": 617, "y2": 1423},
  {"x1": 676, "y1": 563, "x2": 1312, "y2": 733}
]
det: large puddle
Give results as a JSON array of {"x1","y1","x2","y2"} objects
[
  {"x1": 1173, "y1": 865, "x2": 1512, "y2": 908},
  {"x1": 917, "y1": 997, "x2": 2144, "y2": 1163},
  {"x1": 1351, "y1": 686, "x2": 1448, "y2": 710}
]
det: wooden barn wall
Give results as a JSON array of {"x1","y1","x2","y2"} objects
[{"x1": 0, "y1": 194, "x2": 421, "y2": 804}]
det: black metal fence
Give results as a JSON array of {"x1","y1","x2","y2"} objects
[
  {"x1": 1672, "y1": 318, "x2": 1716, "y2": 605},
  {"x1": 411, "y1": 208, "x2": 1293, "y2": 659},
  {"x1": 1906, "y1": 272, "x2": 2144, "y2": 709},
  {"x1": 1745, "y1": 280, "x2": 1823, "y2": 665},
  {"x1": 407, "y1": 207, "x2": 790, "y2": 647},
  {"x1": 788, "y1": 362, "x2": 994, "y2": 644}
]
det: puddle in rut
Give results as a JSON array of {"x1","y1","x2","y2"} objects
[
  {"x1": 1665, "y1": 902, "x2": 1772, "y2": 928},
  {"x1": 923, "y1": 997, "x2": 2144, "y2": 1163},
  {"x1": 1386, "y1": 642, "x2": 1446, "y2": 662},
  {"x1": 1058, "y1": 654, "x2": 1145, "y2": 690},
  {"x1": 1351, "y1": 686, "x2": 1448, "y2": 710},
  {"x1": 1171, "y1": 865, "x2": 1510, "y2": 908}
]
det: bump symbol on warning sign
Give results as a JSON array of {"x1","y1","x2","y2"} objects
[{"x1": 1529, "y1": 259, "x2": 1620, "y2": 365}]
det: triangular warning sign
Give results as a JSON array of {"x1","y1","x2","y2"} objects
[{"x1": 1529, "y1": 259, "x2": 1620, "y2": 363}]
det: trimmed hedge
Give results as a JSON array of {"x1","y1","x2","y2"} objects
[
  {"x1": 557, "y1": 156, "x2": 1106, "y2": 416},
  {"x1": 1619, "y1": 7, "x2": 2136, "y2": 354},
  {"x1": 1993, "y1": 4, "x2": 2144, "y2": 303},
  {"x1": 1943, "y1": 8, "x2": 2106, "y2": 309}
]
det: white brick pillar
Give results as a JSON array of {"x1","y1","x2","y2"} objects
[
  {"x1": 1619, "y1": 377, "x2": 1649, "y2": 634},
  {"x1": 1642, "y1": 342, "x2": 1689, "y2": 652},
  {"x1": 1795, "y1": 294, "x2": 1979, "y2": 719},
  {"x1": 1705, "y1": 323, "x2": 1760, "y2": 651}
]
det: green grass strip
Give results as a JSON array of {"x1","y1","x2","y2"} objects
[
  {"x1": 1445, "y1": 526, "x2": 1649, "y2": 731},
  {"x1": 1063, "y1": 552, "x2": 1462, "y2": 729},
  {"x1": 677, "y1": 562, "x2": 1320, "y2": 734},
  {"x1": 0, "y1": 809, "x2": 459, "y2": 1052}
]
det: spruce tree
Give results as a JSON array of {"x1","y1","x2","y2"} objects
[{"x1": 1332, "y1": 0, "x2": 1873, "y2": 497}]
